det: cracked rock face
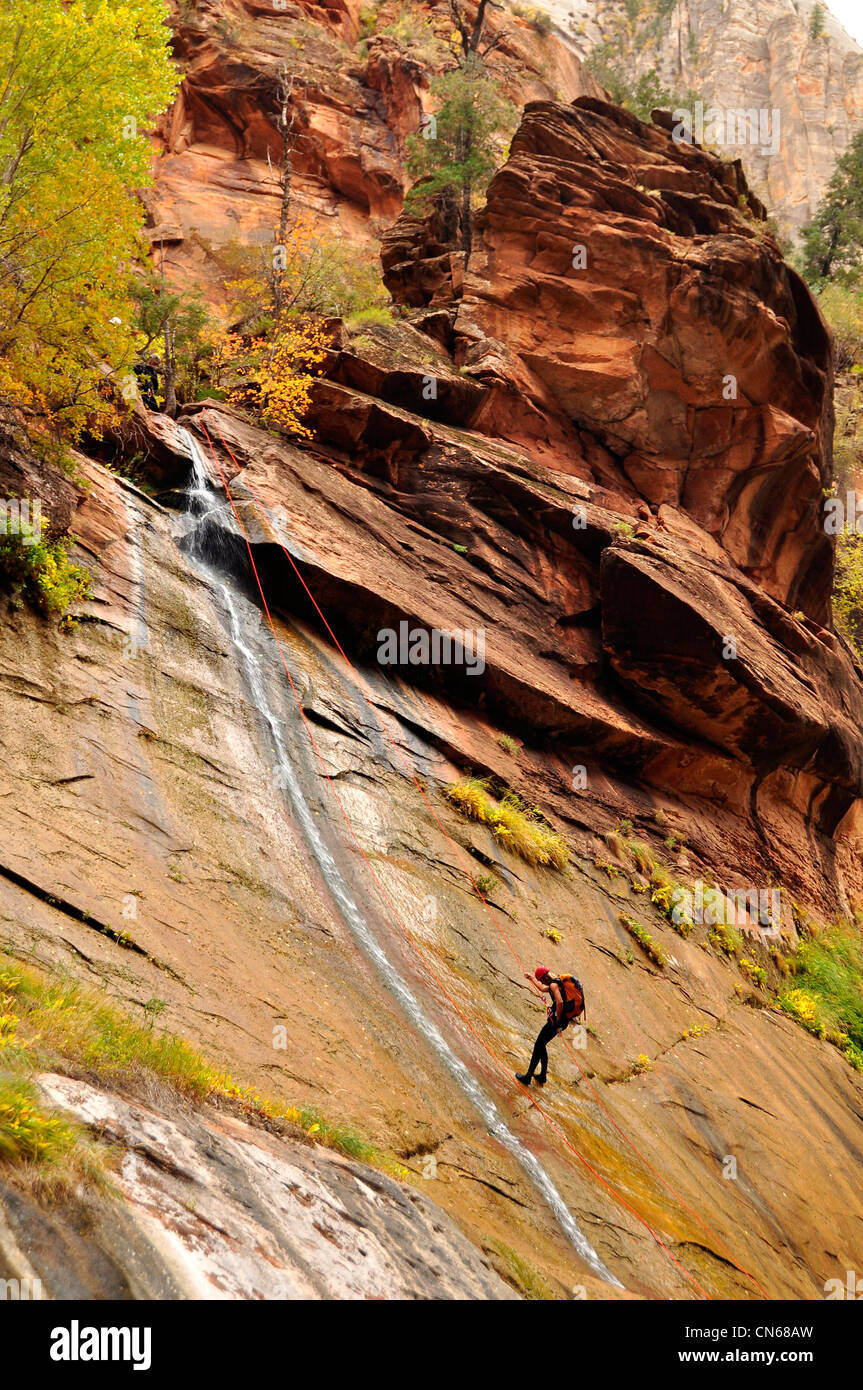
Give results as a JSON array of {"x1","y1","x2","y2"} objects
[
  {"x1": 361, "y1": 98, "x2": 863, "y2": 905},
  {"x1": 0, "y1": 1075, "x2": 515, "y2": 1301},
  {"x1": 1, "y1": 403, "x2": 863, "y2": 1299}
]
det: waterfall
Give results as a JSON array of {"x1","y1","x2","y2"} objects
[
  {"x1": 180, "y1": 433, "x2": 236, "y2": 571},
  {"x1": 176, "y1": 427, "x2": 620, "y2": 1286}
]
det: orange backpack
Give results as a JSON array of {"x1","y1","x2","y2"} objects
[{"x1": 555, "y1": 974, "x2": 585, "y2": 1022}]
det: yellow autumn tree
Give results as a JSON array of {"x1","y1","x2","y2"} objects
[
  {"x1": 223, "y1": 210, "x2": 319, "y2": 331},
  {"x1": 213, "y1": 321, "x2": 331, "y2": 439},
  {"x1": 0, "y1": 0, "x2": 179, "y2": 440},
  {"x1": 210, "y1": 208, "x2": 389, "y2": 334}
]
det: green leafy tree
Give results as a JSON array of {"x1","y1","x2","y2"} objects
[
  {"x1": 833, "y1": 533, "x2": 863, "y2": 657},
  {"x1": 0, "y1": 512, "x2": 91, "y2": 625},
  {"x1": 406, "y1": 55, "x2": 516, "y2": 253},
  {"x1": 0, "y1": 0, "x2": 179, "y2": 438},
  {"x1": 800, "y1": 135, "x2": 863, "y2": 652},
  {"x1": 131, "y1": 267, "x2": 210, "y2": 409},
  {"x1": 800, "y1": 131, "x2": 863, "y2": 289}
]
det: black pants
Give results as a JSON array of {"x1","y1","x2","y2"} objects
[{"x1": 527, "y1": 1018, "x2": 564, "y2": 1080}]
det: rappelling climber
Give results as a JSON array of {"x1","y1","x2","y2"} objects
[
  {"x1": 515, "y1": 966, "x2": 585, "y2": 1087},
  {"x1": 134, "y1": 354, "x2": 161, "y2": 411}
]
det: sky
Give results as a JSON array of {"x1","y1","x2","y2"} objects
[{"x1": 827, "y1": 0, "x2": 863, "y2": 46}]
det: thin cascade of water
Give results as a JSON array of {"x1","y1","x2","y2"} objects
[
  {"x1": 176, "y1": 427, "x2": 620, "y2": 1284},
  {"x1": 180, "y1": 432, "x2": 235, "y2": 569}
]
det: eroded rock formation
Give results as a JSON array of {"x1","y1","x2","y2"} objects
[
  {"x1": 149, "y1": 0, "x2": 601, "y2": 299},
  {"x1": 370, "y1": 97, "x2": 863, "y2": 908}
]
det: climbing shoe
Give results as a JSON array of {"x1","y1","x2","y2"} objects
[{"x1": 515, "y1": 1072, "x2": 532, "y2": 1085}]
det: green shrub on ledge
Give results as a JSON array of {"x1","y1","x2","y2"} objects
[
  {"x1": 0, "y1": 515, "x2": 91, "y2": 625},
  {"x1": 619, "y1": 912, "x2": 668, "y2": 967}
]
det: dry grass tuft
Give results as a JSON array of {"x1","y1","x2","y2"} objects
[{"x1": 445, "y1": 778, "x2": 569, "y2": 870}]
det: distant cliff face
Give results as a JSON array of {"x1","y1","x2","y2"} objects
[{"x1": 547, "y1": 0, "x2": 863, "y2": 241}]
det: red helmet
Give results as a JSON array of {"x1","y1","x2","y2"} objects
[{"x1": 535, "y1": 966, "x2": 550, "y2": 980}]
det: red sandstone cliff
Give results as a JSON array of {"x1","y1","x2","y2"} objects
[{"x1": 1, "y1": 1, "x2": 862, "y2": 1304}]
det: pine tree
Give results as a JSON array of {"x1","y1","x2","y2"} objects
[
  {"x1": 809, "y1": 3, "x2": 826, "y2": 41},
  {"x1": 406, "y1": 54, "x2": 515, "y2": 254},
  {"x1": 800, "y1": 130, "x2": 863, "y2": 288},
  {"x1": 404, "y1": 1, "x2": 515, "y2": 255}
]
